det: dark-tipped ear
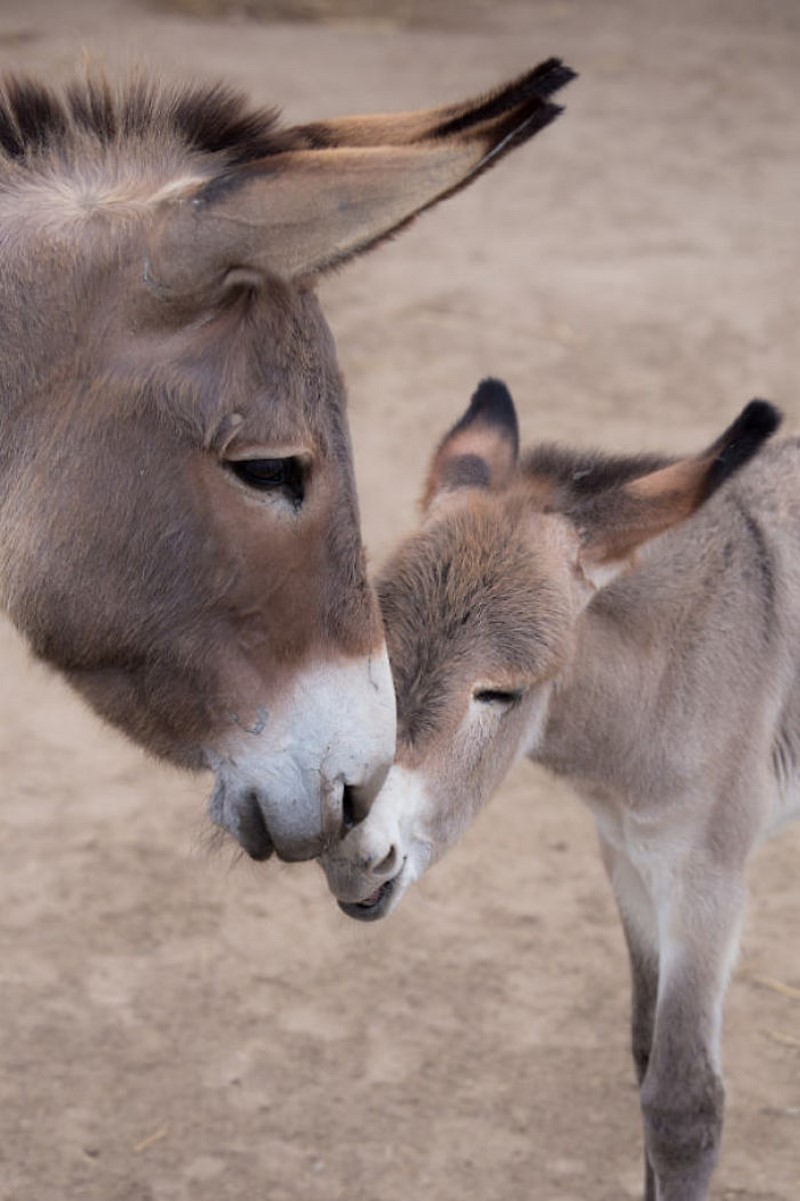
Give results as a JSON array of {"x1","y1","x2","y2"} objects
[
  {"x1": 289, "y1": 59, "x2": 576, "y2": 150},
  {"x1": 145, "y1": 61, "x2": 574, "y2": 301},
  {"x1": 572, "y1": 399, "x2": 781, "y2": 585},
  {"x1": 422, "y1": 378, "x2": 520, "y2": 509}
]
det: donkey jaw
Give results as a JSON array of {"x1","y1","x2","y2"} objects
[{"x1": 208, "y1": 646, "x2": 396, "y2": 862}]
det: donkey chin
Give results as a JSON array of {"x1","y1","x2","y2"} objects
[
  {"x1": 321, "y1": 850, "x2": 419, "y2": 923},
  {"x1": 207, "y1": 650, "x2": 397, "y2": 863}
]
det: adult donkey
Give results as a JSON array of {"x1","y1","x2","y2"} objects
[{"x1": 0, "y1": 61, "x2": 574, "y2": 862}]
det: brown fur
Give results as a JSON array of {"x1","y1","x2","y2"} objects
[{"x1": 0, "y1": 67, "x2": 574, "y2": 859}]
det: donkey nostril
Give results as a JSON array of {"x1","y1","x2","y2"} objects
[
  {"x1": 341, "y1": 784, "x2": 359, "y2": 833},
  {"x1": 373, "y1": 845, "x2": 398, "y2": 876},
  {"x1": 341, "y1": 782, "x2": 372, "y2": 834},
  {"x1": 237, "y1": 790, "x2": 273, "y2": 862}
]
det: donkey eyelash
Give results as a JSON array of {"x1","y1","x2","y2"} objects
[
  {"x1": 226, "y1": 457, "x2": 305, "y2": 508},
  {"x1": 472, "y1": 688, "x2": 525, "y2": 706}
]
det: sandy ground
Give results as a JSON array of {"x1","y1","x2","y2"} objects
[{"x1": 1, "y1": 1, "x2": 799, "y2": 1198}]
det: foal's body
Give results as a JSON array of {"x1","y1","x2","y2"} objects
[
  {"x1": 322, "y1": 382, "x2": 796, "y2": 1200},
  {"x1": 543, "y1": 442, "x2": 800, "y2": 1198}
]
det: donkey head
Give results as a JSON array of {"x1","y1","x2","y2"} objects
[
  {"x1": 321, "y1": 380, "x2": 780, "y2": 914},
  {"x1": 0, "y1": 64, "x2": 574, "y2": 862}
]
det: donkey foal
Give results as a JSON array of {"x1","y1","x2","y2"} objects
[{"x1": 320, "y1": 380, "x2": 797, "y2": 1201}]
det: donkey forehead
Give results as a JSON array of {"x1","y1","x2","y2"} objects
[
  {"x1": 381, "y1": 495, "x2": 575, "y2": 638},
  {"x1": 120, "y1": 288, "x2": 343, "y2": 451},
  {"x1": 3, "y1": 188, "x2": 344, "y2": 456},
  {"x1": 2, "y1": 227, "x2": 344, "y2": 464},
  {"x1": 377, "y1": 498, "x2": 575, "y2": 742}
]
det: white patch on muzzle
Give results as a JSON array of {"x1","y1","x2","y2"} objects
[
  {"x1": 209, "y1": 646, "x2": 396, "y2": 859},
  {"x1": 320, "y1": 763, "x2": 435, "y2": 912}
]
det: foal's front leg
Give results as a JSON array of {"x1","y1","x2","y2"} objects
[{"x1": 639, "y1": 869, "x2": 747, "y2": 1201}]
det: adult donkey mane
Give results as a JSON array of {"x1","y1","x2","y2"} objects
[
  {"x1": 0, "y1": 75, "x2": 298, "y2": 165},
  {"x1": 0, "y1": 61, "x2": 575, "y2": 864}
]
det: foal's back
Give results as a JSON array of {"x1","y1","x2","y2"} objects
[{"x1": 541, "y1": 434, "x2": 800, "y2": 842}]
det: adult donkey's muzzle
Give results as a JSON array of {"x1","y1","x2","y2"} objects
[{"x1": 208, "y1": 647, "x2": 396, "y2": 862}]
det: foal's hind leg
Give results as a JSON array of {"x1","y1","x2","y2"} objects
[{"x1": 600, "y1": 838, "x2": 659, "y2": 1201}]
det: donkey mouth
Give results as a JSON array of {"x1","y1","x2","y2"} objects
[{"x1": 337, "y1": 876, "x2": 397, "y2": 922}]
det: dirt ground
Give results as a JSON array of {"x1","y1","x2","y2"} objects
[{"x1": 1, "y1": 1, "x2": 799, "y2": 1198}]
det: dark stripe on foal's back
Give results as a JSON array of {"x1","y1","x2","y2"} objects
[{"x1": 731, "y1": 494, "x2": 777, "y2": 636}]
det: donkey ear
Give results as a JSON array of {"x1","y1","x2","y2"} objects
[
  {"x1": 421, "y1": 378, "x2": 520, "y2": 510},
  {"x1": 571, "y1": 400, "x2": 781, "y2": 587},
  {"x1": 146, "y1": 60, "x2": 574, "y2": 299},
  {"x1": 288, "y1": 58, "x2": 575, "y2": 150}
]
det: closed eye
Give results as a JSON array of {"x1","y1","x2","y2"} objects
[
  {"x1": 473, "y1": 688, "x2": 525, "y2": 706},
  {"x1": 226, "y1": 457, "x2": 305, "y2": 508}
]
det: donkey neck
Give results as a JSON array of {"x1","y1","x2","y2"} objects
[{"x1": 535, "y1": 515, "x2": 735, "y2": 800}]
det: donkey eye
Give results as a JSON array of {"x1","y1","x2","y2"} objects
[
  {"x1": 473, "y1": 688, "x2": 524, "y2": 707},
  {"x1": 227, "y1": 457, "x2": 305, "y2": 507}
]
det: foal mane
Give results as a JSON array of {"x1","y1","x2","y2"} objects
[{"x1": 0, "y1": 73, "x2": 303, "y2": 172}]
